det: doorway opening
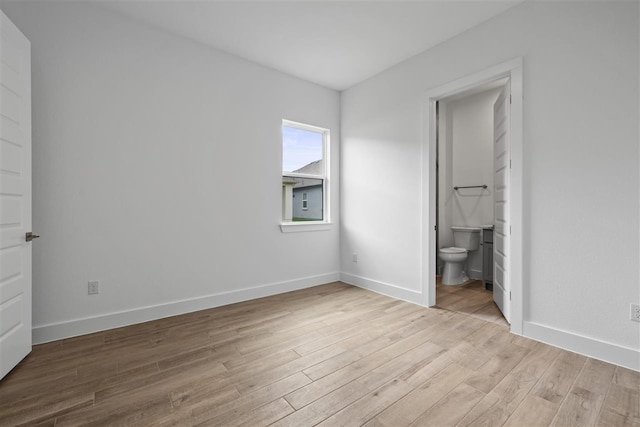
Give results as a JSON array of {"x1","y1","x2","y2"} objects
[
  {"x1": 435, "y1": 78, "x2": 509, "y2": 327},
  {"x1": 422, "y1": 58, "x2": 524, "y2": 335}
]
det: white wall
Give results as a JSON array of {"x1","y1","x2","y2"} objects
[
  {"x1": 341, "y1": 1, "x2": 639, "y2": 368},
  {"x1": 438, "y1": 88, "x2": 500, "y2": 278},
  {"x1": 0, "y1": 1, "x2": 341, "y2": 342},
  {"x1": 448, "y1": 89, "x2": 498, "y2": 230}
]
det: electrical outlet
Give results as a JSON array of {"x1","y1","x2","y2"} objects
[
  {"x1": 631, "y1": 304, "x2": 640, "y2": 322},
  {"x1": 88, "y1": 280, "x2": 100, "y2": 295},
  {"x1": 352, "y1": 253, "x2": 358, "y2": 263}
]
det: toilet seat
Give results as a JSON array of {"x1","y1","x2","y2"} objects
[{"x1": 440, "y1": 247, "x2": 466, "y2": 254}]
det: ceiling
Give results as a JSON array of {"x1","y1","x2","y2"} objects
[{"x1": 97, "y1": 1, "x2": 524, "y2": 91}]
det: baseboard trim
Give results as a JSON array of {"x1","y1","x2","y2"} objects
[
  {"x1": 32, "y1": 273, "x2": 640, "y2": 372},
  {"x1": 340, "y1": 272, "x2": 423, "y2": 306},
  {"x1": 32, "y1": 272, "x2": 341, "y2": 344},
  {"x1": 523, "y1": 321, "x2": 640, "y2": 372},
  {"x1": 468, "y1": 269, "x2": 482, "y2": 281}
]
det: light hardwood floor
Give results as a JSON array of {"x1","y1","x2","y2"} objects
[
  {"x1": 435, "y1": 277, "x2": 508, "y2": 328},
  {"x1": 0, "y1": 282, "x2": 637, "y2": 426}
]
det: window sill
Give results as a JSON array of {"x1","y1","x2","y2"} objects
[{"x1": 280, "y1": 222, "x2": 333, "y2": 233}]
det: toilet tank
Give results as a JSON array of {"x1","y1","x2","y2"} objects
[{"x1": 452, "y1": 226, "x2": 481, "y2": 250}]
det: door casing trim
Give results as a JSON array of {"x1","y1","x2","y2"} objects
[{"x1": 421, "y1": 57, "x2": 524, "y2": 335}]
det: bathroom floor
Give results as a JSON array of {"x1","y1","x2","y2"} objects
[{"x1": 435, "y1": 276, "x2": 508, "y2": 327}]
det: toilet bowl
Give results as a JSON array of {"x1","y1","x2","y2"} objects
[
  {"x1": 439, "y1": 226, "x2": 481, "y2": 285},
  {"x1": 439, "y1": 247, "x2": 468, "y2": 285}
]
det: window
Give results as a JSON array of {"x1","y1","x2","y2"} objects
[{"x1": 282, "y1": 120, "x2": 329, "y2": 223}]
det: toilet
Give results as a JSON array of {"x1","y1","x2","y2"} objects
[{"x1": 439, "y1": 226, "x2": 481, "y2": 285}]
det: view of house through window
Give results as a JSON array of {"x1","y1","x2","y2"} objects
[{"x1": 282, "y1": 121, "x2": 328, "y2": 222}]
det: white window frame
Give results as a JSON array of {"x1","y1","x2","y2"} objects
[{"x1": 280, "y1": 119, "x2": 331, "y2": 233}]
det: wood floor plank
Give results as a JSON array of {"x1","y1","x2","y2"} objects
[
  {"x1": 316, "y1": 379, "x2": 414, "y2": 427},
  {"x1": 396, "y1": 350, "x2": 455, "y2": 388},
  {"x1": 208, "y1": 397, "x2": 294, "y2": 427},
  {"x1": 28, "y1": 419, "x2": 57, "y2": 427},
  {"x1": 468, "y1": 301, "x2": 507, "y2": 325},
  {"x1": 374, "y1": 362, "x2": 474, "y2": 426},
  {"x1": 531, "y1": 349, "x2": 587, "y2": 404},
  {"x1": 169, "y1": 384, "x2": 239, "y2": 413},
  {"x1": 410, "y1": 382, "x2": 485, "y2": 426},
  {"x1": 189, "y1": 372, "x2": 311, "y2": 425},
  {"x1": 462, "y1": 343, "x2": 530, "y2": 394},
  {"x1": 427, "y1": 314, "x2": 485, "y2": 349},
  {"x1": 447, "y1": 322, "x2": 513, "y2": 370},
  {"x1": 446, "y1": 290, "x2": 495, "y2": 314},
  {"x1": 0, "y1": 367, "x2": 80, "y2": 404},
  {"x1": 231, "y1": 337, "x2": 360, "y2": 395},
  {"x1": 503, "y1": 394, "x2": 558, "y2": 427},
  {"x1": 362, "y1": 342, "x2": 445, "y2": 390},
  {"x1": 602, "y1": 383, "x2": 640, "y2": 420},
  {"x1": 292, "y1": 319, "x2": 371, "y2": 356},
  {"x1": 95, "y1": 358, "x2": 228, "y2": 404},
  {"x1": 456, "y1": 372, "x2": 538, "y2": 427},
  {"x1": 0, "y1": 392, "x2": 95, "y2": 427},
  {"x1": 436, "y1": 279, "x2": 508, "y2": 328},
  {"x1": 273, "y1": 342, "x2": 445, "y2": 427},
  {"x1": 613, "y1": 365, "x2": 640, "y2": 390},
  {"x1": 596, "y1": 409, "x2": 640, "y2": 427},
  {"x1": 55, "y1": 394, "x2": 171, "y2": 427},
  {"x1": 285, "y1": 324, "x2": 443, "y2": 410},
  {"x1": 551, "y1": 358, "x2": 616, "y2": 426},
  {"x1": 0, "y1": 281, "x2": 630, "y2": 427},
  {"x1": 435, "y1": 291, "x2": 468, "y2": 307},
  {"x1": 301, "y1": 311, "x2": 435, "y2": 381},
  {"x1": 456, "y1": 341, "x2": 560, "y2": 427}
]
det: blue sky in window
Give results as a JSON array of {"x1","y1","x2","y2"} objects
[{"x1": 282, "y1": 125, "x2": 323, "y2": 173}]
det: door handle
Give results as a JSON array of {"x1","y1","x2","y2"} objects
[{"x1": 25, "y1": 232, "x2": 40, "y2": 242}]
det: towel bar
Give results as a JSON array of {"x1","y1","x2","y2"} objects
[{"x1": 454, "y1": 185, "x2": 487, "y2": 190}]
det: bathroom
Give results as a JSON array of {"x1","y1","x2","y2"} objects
[{"x1": 436, "y1": 78, "x2": 508, "y2": 323}]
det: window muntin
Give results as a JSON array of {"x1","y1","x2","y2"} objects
[{"x1": 282, "y1": 121, "x2": 328, "y2": 223}]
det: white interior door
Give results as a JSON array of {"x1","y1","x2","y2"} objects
[
  {"x1": 0, "y1": 10, "x2": 32, "y2": 380},
  {"x1": 493, "y1": 82, "x2": 510, "y2": 323}
]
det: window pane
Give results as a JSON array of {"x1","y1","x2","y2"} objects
[
  {"x1": 282, "y1": 125, "x2": 323, "y2": 174},
  {"x1": 282, "y1": 176, "x2": 323, "y2": 221}
]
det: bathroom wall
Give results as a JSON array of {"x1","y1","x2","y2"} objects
[{"x1": 438, "y1": 87, "x2": 500, "y2": 278}]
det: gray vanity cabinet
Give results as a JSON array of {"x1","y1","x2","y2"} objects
[{"x1": 482, "y1": 227, "x2": 494, "y2": 290}]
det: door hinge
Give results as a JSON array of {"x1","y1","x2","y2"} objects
[
  {"x1": 509, "y1": 95, "x2": 512, "y2": 104},
  {"x1": 510, "y1": 159, "x2": 512, "y2": 169},
  {"x1": 509, "y1": 226, "x2": 512, "y2": 235},
  {"x1": 509, "y1": 291, "x2": 512, "y2": 300}
]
